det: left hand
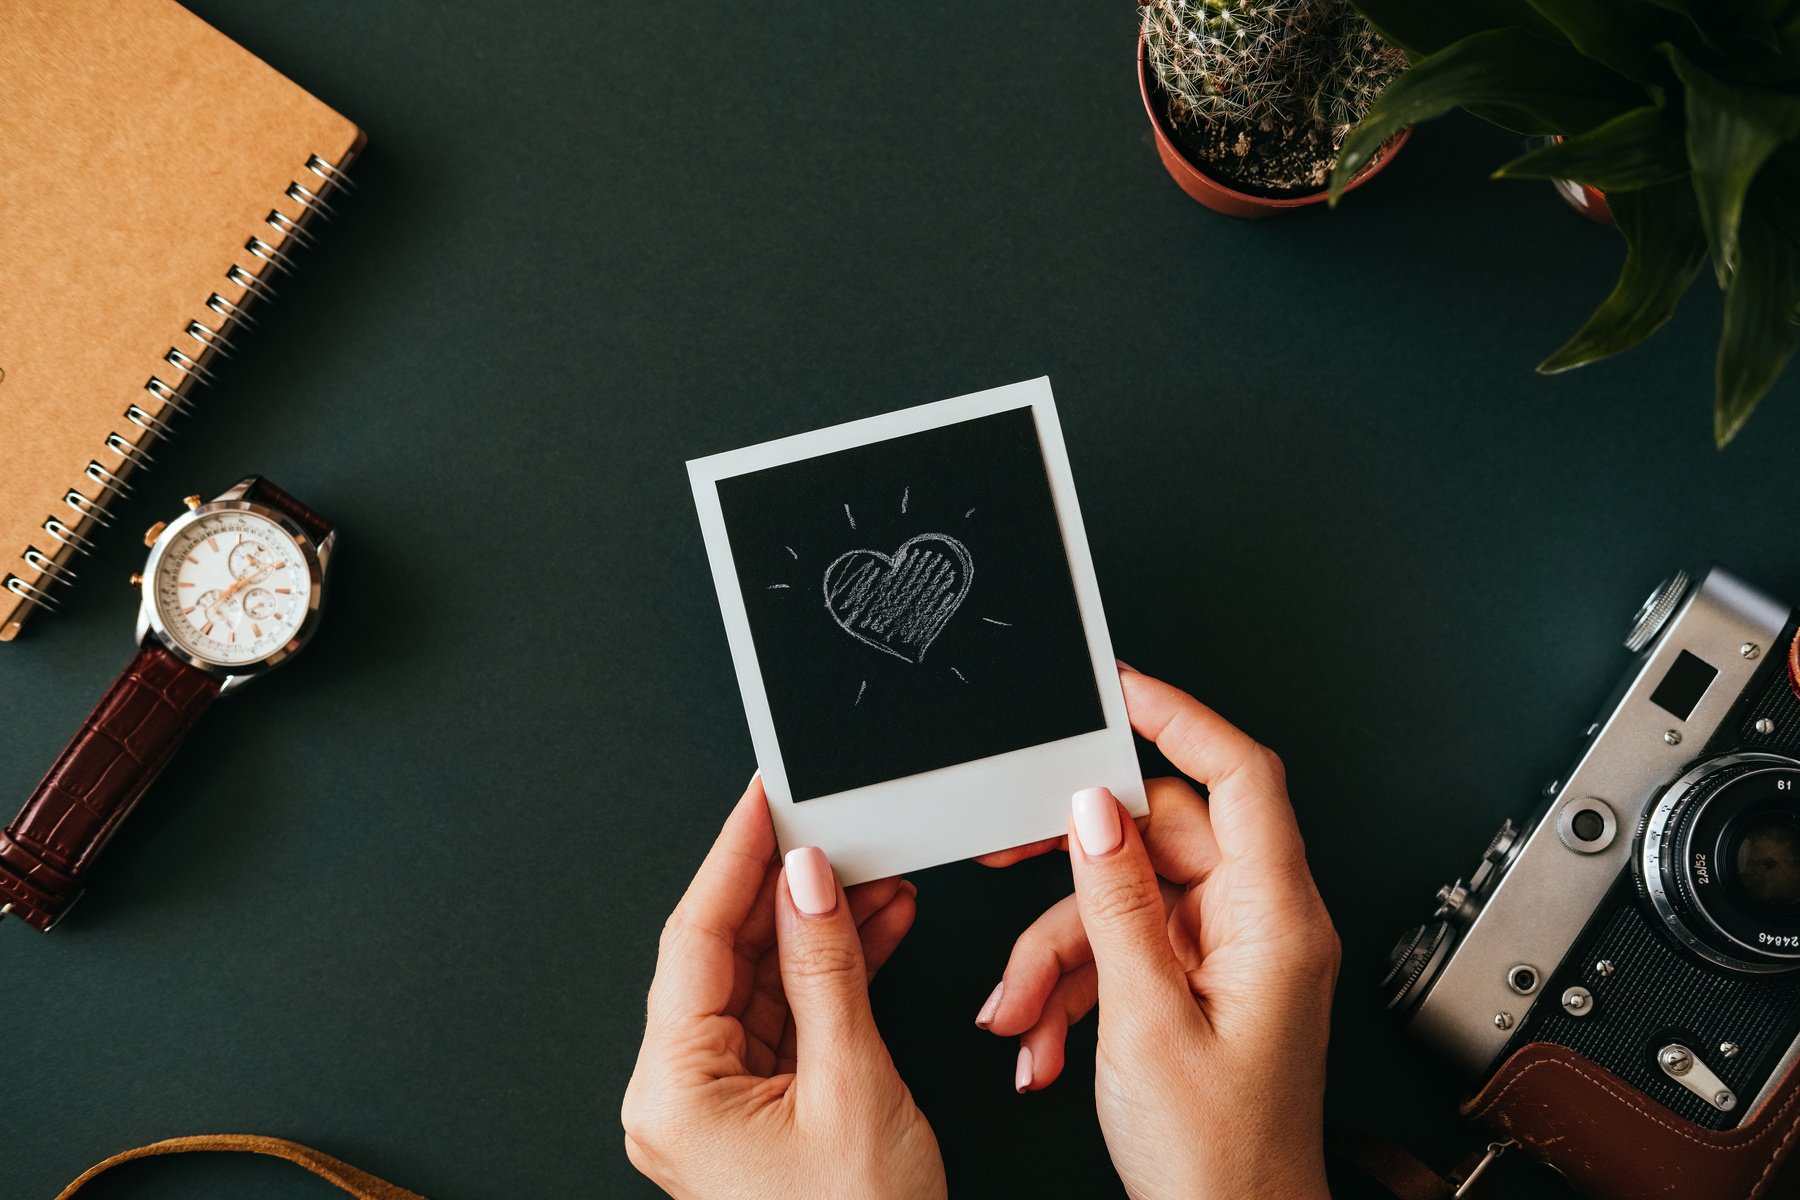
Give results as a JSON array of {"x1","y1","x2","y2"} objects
[{"x1": 622, "y1": 776, "x2": 945, "y2": 1199}]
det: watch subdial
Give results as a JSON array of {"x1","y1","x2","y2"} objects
[
  {"x1": 242, "y1": 588, "x2": 277, "y2": 621},
  {"x1": 228, "y1": 539, "x2": 271, "y2": 581},
  {"x1": 193, "y1": 588, "x2": 244, "y2": 630}
]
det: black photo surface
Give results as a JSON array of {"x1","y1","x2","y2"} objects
[{"x1": 715, "y1": 405, "x2": 1105, "y2": 800}]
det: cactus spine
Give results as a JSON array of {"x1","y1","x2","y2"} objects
[{"x1": 1143, "y1": 0, "x2": 1403, "y2": 190}]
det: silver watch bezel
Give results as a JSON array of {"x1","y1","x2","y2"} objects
[{"x1": 136, "y1": 490, "x2": 331, "y2": 689}]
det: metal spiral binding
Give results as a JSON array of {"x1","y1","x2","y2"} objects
[
  {"x1": 144, "y1": 376, "x2": 192, "y2": 413},
  {"x1": 85, "y1": 460, "x2": 134, "y2": 498},
  {"x1": 64, "y1": 490, "x2": 113, "y2": 527},
  {"x1": 123, "y1": 406, "x2": 173, "y2": 439},
  {"x1": 23, "y1": 548, "x2": 76, "y2": 583},
  {"x1": 2, "y1": 149, "x2": 356, "y2": 623}
]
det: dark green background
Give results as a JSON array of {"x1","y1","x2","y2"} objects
[{"x1": 5, "y1": 2, "x2": 1798, "y2": 1197}]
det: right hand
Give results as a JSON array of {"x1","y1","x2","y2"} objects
[{"x1": 976, "y1": 668, "x2": 1341, "y2": 1200}]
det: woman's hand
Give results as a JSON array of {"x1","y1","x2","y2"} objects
[
  {"x1": 976, "y1": 668, "x2": 1340, "y2": 1200},
  {"x1": 622, "y1": 777, "x2": 946, "y2": 1199}
]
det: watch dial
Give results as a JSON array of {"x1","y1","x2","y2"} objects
[{"x1": 152, "y1": 510, "x2": 314, "y2": 666}]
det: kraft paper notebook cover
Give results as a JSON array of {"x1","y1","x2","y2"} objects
[{"x1": 0, "y1": 0, "x2": 364, "y2": 640}]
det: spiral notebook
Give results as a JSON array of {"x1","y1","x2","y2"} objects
[{"x1": 0, "y1": 0, "x2": 364, "y2": 640}]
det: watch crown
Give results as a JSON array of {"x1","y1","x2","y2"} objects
[
  {"x1": 143, "y1": 520, "x2": 166, "y2": 547},
  {"x1": 182, "y1": 494, "x2": 202, "y2": 511},
  {"x1": 129, "y1": 572, "x2": 143, "y2": 588}
]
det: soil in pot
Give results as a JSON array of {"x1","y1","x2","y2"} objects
[{"x1": 1149, "y1": 78, "x2": 1347, "y2": 198}]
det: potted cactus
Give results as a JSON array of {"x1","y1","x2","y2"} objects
[
  {"x1": 1330, "y1": 0, "x2": 1800, "y2": 446},
  {"x1": 1139, "y1": 0, "x2": 1409, "y2": 217}
]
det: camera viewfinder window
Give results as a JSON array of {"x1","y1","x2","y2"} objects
[{"x1": 1650, "y1": 650, "x2": 1719, "y2": 721}]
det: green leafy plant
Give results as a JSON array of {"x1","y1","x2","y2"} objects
[
  {"x1": 1328, "y1": 0, "x2": 1800, "y2": 445},
  {"x1": 1145, "y1": 0, "x2": 1404, "y2": 191}
]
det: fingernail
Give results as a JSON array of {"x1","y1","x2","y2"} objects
[
  {"x1": 1115, "y1": 658, "x2": 1137, "y2": 674},
  {"x1": 898, "y1": 879, "x2": 918, "y2": 899},
  {"x1": 1072, "y1": 787, "x2": 1122, "y2": 857},
  {"x1": 747, "y1": 768, "x2": 761, "y2": 788},
  {"x1": 975, "y1": 982, "x2": 1004, "y2": 1029},
  {"x1": 1015, "y1": 1045, "x2": 1034, "y2": 1093},
  {"x1": 784, "y1": 846, "x2": 836, "y2": 916}
]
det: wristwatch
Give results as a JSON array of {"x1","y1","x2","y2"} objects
[{"x1": 0, "y1": 477, "x2": 334, "y2": 931}]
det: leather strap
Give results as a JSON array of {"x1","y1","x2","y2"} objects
[
  {"x1": 57, "y1": 1135, "x2": 426, "y2": 1200},
  {"x1": 0, "y1": 643, "x2": 220, "y2": 930},
  {"x1": 1329, "y1": 1132, "x2": 1456, "y2": 1199},
  {"x1": 1328, "y1": 1131, "x2": 1502, "y2": 1200},
  {"x1": 244, "y1": 475, "x2": 334, "y2": 543},
  {"x1": 1465, "y1": 1042, "x2": 1800, "y2": 1200}
]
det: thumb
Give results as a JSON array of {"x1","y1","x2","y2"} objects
[
  {"x1": 1069, "y1": 788, "x2": 1189, "y2": 1021},
  {"x1": 777, "y1": 846, "x2": 890, "y2": 1097}
]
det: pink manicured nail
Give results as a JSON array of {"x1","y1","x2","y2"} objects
[
  {"x1": 1072, "y1": 787, "x2": 1121, "y2": 857},
  {"x1": 785, "y1": 846, "x2": 836, "y2": 916},
  {"x1": 975, "y1": 982, "x2": 1004, "y2": 1029},
  {"x1": 1015, "y1": 1045, "x2": 1034, "y2": 1093},
  {"x1": 1115, "y1": 658, "x2": 1137, "y2": 673},
  {"x1": 747, "y1": 768, "x2": 762, "y2": 788}
]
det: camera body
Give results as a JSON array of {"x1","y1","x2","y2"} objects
[{"x1": 1385, "y1": 566, "x2": 1800, "y2": 1132}]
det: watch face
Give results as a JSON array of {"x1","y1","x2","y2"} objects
[{"x1": 151, "y1": 509, "x2": 316, "y2": 667}]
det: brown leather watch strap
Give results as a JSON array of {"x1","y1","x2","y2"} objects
[
  {"x1": 57, "y1": 1135, "x2": 427, "y2": 1200},
  {"x1": 0, "y1": 643, "x2": 220, "y2": 930},
  {"x1": 243, "y1": 476, "x2": 334, "y2": 543}
]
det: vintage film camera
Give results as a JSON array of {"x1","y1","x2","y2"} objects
[{"x1": 1383, "y1": 566, "x2": 1800, "y2": 1195}]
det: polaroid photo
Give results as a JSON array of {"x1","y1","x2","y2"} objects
[{"x1": 688, "y1": 377, "x2": 1146, "y2": 884}]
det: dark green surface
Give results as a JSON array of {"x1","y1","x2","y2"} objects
[{"x1": 5, "y1": 2, "x2": 1799, "y2": 1197}]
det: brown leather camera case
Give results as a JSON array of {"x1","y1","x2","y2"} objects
[{"x1": 1465, "y1": 1041, "x2": 1800, "y2": 1199}]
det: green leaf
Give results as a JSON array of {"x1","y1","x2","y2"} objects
[
  {"x1": 1716, "y1": 207, "x2": 1800, "y2": 446},
  {"x1": 1346, "y1": 0, "x2": 1558, "y2": 57},
  {"x1": 1525, "y1": 0, "x2": 1663, "y2": 83},
  {"x1": 1644, "y1": 0, "x2": 1781, "y2": 53},
  {"x1": 1668, "y1": 46, "x2": 1800, "y2": 285},
  {"x1": 1536, "y1": 183, "x2": 1707, "y2": 374},
  {"x1": 1330, "y1": 29, "x2": 1642, "y2": 203},
  {"x1": 1494, "y1": 103, "x2": 1686, "y2": 191}
]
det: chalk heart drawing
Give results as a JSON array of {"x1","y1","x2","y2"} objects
[{"x1": 822, "y1": 533, "x2": 973, "y2": 664}]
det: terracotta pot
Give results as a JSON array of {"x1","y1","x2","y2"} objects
[
  {"x1": 1551, "y1": 175, "x2": 1614, "y2": 223},
  {"x1": 1137, "y1": 33, "x2": 1409, "y2": 218}
]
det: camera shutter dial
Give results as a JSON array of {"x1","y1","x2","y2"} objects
[
  {"x1": 1625, "y1": 571, "x2": 1690, "y2": 652},
  {"x1": 1382, "y1": 922, "x2": 1455, "y2": 1012}
]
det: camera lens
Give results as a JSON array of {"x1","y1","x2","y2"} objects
[
  {"x1": 1732, "y1": 812, "x2": 1800, "y2": 911},
  {"x1": 1639, "y1": 755, "x2": 1800, "y2": 973}
]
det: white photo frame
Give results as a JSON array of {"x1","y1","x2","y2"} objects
[{"x1": 687, "y1": 377, "x2": 1146, "y2": 885}]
